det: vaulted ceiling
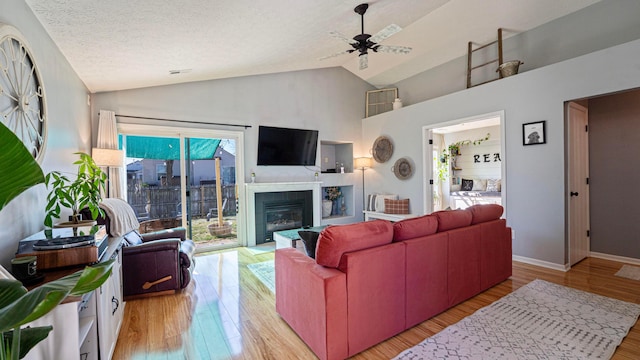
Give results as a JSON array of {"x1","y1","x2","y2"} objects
[{"x1": 26, "y1": 0, "x2": 600, "y2": 93}]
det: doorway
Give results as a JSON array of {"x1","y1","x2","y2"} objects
[
  {"x1": 118, "y1": 124, "x2": 245, "y2": 253},
  {"x1": 566, "y1": 89, "x2": 640, "y2": 265},
  {"x1": 423, "y1": 111, "x2": 506, "y2": 214}
]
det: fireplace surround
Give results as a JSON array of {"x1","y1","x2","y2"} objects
[
  {"x1": 255, "y1": 191, "x2": 313, "y2": 244},
  {"x1": 245, "y1": 182, "x2": 321, "y2": 247}
]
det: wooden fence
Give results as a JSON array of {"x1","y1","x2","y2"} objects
[{"x1": 127, "y1": 184, "x2": 236, "y2": 219}]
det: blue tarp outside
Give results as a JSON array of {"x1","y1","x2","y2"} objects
[{"x1": 120, "y1": 135, "x2": 221, "y2": 160}]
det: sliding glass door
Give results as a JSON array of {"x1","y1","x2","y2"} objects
[
  {"x1": 118, "y1": 125, "x2": 244, "y2": 252},
  {"x1": 184, "y1": 137, "x2": 239, "y2": 250}
]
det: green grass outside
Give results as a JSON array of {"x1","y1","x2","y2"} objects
[{"x1": 189, "y1": 216, "x2": 239, "y2": 247}]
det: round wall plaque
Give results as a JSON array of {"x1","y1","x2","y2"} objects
[
  {"x1": 371, "y1": 136, "x2": 393, "y2": 163},
  {"x1": 392, "y1": 157, "x2": 413, "y2": 180}
]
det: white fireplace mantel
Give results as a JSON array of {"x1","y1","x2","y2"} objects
[{"x1": 245, "y1": 181, "x2": 322, "y2": 247}]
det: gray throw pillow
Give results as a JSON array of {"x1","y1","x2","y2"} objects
[{"x1": 298, "y1": 230, "x2": 320, "y2": 259}]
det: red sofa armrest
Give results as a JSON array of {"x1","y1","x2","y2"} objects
[{"x1": 275, "y1": 248, "x2": 348, "y2": 360}]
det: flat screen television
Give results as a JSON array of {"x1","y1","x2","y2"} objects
[{"x1": 257, "y1": 126, "x2": 318, "y2": 166}]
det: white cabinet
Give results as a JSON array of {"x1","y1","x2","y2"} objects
[
  {"x1": 11, "y1": 235, "x2": 125, "y2": 360},
  {"x1": 78, "y1": 292, "x2": 98, "y2": 360},
  {"x1": 23, "y1": 300, "x2": 82, "y2": 360},
  {"x1": 96, "y1": 249, "x2": 124, "y2": 360}
]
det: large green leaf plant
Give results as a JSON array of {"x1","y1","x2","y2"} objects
[
  {"x1": 0, "y1": 122, "x2": 114, "y2": 359},
  {"x1": 0, "y1": 123, "x2": 44, "y2": 210}
]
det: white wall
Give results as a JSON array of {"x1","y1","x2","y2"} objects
[
  {"x1": 92, "y1": 67, "x2": 373, "y2": 181},
  {"x1": 92, "y1": 68, "x2": 374, "y2": 224},
  {"x1": 444, "y1": 125, "x2": 502, "y2": 182},
  {"x1": 0, "y1": 0, "x2": 91, "y2": 268},
  {"x1": 363, "y1": 38, "x2": 640, "y2": 266}
]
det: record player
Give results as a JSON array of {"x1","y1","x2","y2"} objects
[{"x1": 16, "y1": 225, "x2": 108, "y2": 270}]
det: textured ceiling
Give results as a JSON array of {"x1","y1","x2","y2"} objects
[{"x1": 25, "y1": 0, "x2": 600, "y2": 93}]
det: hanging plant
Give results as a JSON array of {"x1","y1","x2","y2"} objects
[
  {"x1": 437, "y1": 133, "x2": 491, "y2": 181},
  {"x1": 447, "y1": 133, "x2": 491, "y2": 156}
]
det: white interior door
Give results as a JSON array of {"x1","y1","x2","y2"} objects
[{"x1": 568, "y1": 102, "x2": 590, "y2": 266}]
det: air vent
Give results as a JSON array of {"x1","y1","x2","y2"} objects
[{"x1": 169, "y1": 69, "x2": 192, "y2": 75}]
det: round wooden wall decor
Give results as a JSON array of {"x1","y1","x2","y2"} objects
[
  {"x1": 0, "y1": 23, "x2": 47, "y2": 162},
  {"x1": 371, "y1": 136, "x2": 393, "y2": 163},
  {"x1": 392, "y1": 157, "x2": 413, "y2": 180}
]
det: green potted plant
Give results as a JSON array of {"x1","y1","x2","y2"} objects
[
  {"x1": 0, "y1": 122, "x2": 114, "y2": 359},
  {"x1": 44, "y1": 152, "x2": 107, "y2": 228}
]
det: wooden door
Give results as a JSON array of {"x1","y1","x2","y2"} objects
[{"x1": 567, "y1": 102, "x2": 590, "y2": 266}]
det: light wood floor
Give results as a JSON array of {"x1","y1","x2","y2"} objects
[{"x1": 112, "y1": 250, "x2": 640, "y2": 360}]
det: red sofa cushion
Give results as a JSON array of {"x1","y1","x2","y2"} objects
[
  {"x1": 392, "y1": 214, "x2": 438, "y2": 242},
  {"x1": 316, "y1": 220, "x2": 393, "y2": 268},
  {"x1": 338, "y1": 243, "x2": 406, "y2": 356},
  {"x1": 404, "y1": 232, "x2": 449, "y2": 327},
  {"x1": 479, "y1": 219, "x2": 512, "y2": 289},
  {"x1": 447, "y1": 226, "x2": 481, "y2": 306},
  {"x1": 433, "y1": 209, "x2": 472, "y2": 232},
  {"x1": 468, "y1": 204, "x2": 504, "y2": 224}
]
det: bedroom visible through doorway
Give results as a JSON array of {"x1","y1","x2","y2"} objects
[{"x1": 423, "y1": 111, "x2": 505, "y2": 214}]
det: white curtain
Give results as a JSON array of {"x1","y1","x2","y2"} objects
[{"x1": 96, "y1": 110, "x2": 123, "y2": 198}]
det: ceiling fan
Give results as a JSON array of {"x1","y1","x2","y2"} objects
[{"x1": 321, "y1": 3, "x2": 412, "y2": 70}]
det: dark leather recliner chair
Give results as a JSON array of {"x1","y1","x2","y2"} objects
[
  {"x1": 84, "y1": 200, "x2": 196, "y2": 299},
  {"x1": 121, "y1": 227, "x2": 196, "y2": 299}
]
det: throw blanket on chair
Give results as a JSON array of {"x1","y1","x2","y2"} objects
[{"x1": 100, "y1": 198, "x2": 140, "y2": 237}]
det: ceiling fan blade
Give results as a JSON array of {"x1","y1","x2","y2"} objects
[
  {"x1": 318, "y1": 50, "x2": 352, "y2": 61},
  {"x1": 369, "y1": 24, "x2": 402, "y2": 44},
  {"x1": 329, "y1": 31, "x2": 358, "y2": 45},
  {"x1": 375, "y1": 45, "x2": 412, "y2": 55},
  {"x1": 359, "y1": 53, "x2": 368, "y2": 70}
]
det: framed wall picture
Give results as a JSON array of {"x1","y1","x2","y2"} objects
[{"x1": 523, "y1": 121, "x2": 546, "y2": 146}]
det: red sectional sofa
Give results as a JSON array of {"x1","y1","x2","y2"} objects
[{"x1": 275, "y1": 204, "x2": 512, "y2": 360}]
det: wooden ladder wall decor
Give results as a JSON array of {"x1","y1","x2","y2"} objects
[{"x1": 467, "y1": 28, "x2": 503, "y2": 88}]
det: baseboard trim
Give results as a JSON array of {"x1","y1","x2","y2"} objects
[
  {"x1": 589, "y1": 252, "x2": 640, "y2": 266},
  {"x1": 512, "y1": 255, "x2": 570, "y2": 272}
]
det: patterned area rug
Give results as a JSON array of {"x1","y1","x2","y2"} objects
[
  {"x1": 615, "y1": 264, "x2": 640, "y2": 281},
  {"x1": 394, "y1": 279, "x2": 640, "y2": 360},
  {"x1": 247, "y1": 260, "x2": 275, "y2": 293}
]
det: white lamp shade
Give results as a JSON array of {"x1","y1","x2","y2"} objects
[
  {"x1": 354, "y1": 157, "x2": 373, "y2": 170},
  {"x1": 92, "y1": 148, "x2": 124, "y2": 167}
]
